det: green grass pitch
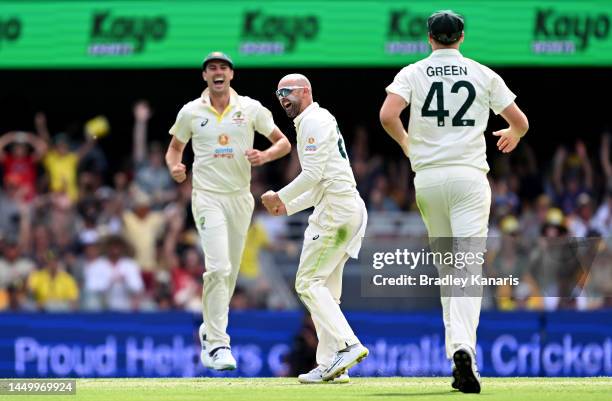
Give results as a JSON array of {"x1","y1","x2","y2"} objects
[{"x1": 2, "y1": 377, "x2": 611, "y2": 401}]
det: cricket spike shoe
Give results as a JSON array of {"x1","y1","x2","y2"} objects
[
  {"x1": 298, "y1": 366, "x2": 350, "y2": 384},
  {"x1": 198, "y1": 322, "x2": 237, "y2": 371},
  {"x1": 453, "y1": 346, "x2": 481, "y2": 394},
  {"x1": 321, "y1": 343, "x2": 369, "y2": 381}
]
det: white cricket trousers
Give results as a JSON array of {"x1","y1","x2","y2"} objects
[
  {"x1": 295, "y1": 193, "x2": 367, "y2": 369},
  {"x1": 192, "y1": 188, "x2": 254, "y2": 350},
  {"x1": 414, "y1": 166, "x2": 491, "y2": 359}
]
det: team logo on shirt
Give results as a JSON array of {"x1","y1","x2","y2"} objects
[
  {"x1": 214, "y1": 134, "x2": 234, "y2": 158},
  {"x1": 231, "y1": 111, "x2": 246, "y2": 126},
  {"x1": 305, "y1": 137, "x2": 317, "y2": 152}
]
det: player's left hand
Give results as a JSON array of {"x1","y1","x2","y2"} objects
[
  {"x1": 493, "y1": 128, "x2": 522, "y2": 153},
  {"x1": 246, "y1": 149, "x2": 269, "y2": 166}
]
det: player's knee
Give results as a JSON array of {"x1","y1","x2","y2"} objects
[{"x1": 203, "y1": 264, "x2": 232, "y2": 280}]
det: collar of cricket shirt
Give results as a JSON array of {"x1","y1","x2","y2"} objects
[
  {"x1": 201, "y1": 88, "x2": 239, "y2": 121},
  {"x1": 429, "y1": 48, "x2": 462, "y2": 58},
  {"x1": 293, "y1": 102, "x2": 319, "y2": 129}
]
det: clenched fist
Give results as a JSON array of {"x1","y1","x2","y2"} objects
[{"x1": 170, "y1": 163, "x2": 187, "y2": 183}]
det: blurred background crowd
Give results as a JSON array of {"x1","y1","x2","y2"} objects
[{"x1": 0, "y1": 101, "x2": 610, "y2": 313}]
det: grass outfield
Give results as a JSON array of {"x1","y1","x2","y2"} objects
[{"x1": 2, "y1": 378, "x2": 612, "y2": 401}]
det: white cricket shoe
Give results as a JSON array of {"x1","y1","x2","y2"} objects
[
  {"x1": 321, "y1": 343, "x2": 369, "y2": 381},
  {"x1": 298, "y1": 366, "x2": 350, "y2": 384},
  {"x1": 198, "y1": 323, "x2": 236, "y2": 371}
]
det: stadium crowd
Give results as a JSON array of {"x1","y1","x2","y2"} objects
[{"x1": 0, "y1": 102, "x2": 610, "y2": 312}]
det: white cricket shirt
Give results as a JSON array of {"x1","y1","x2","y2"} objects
[
  {"x1": 278, "y1": 102, "x2": 357, "y2": 215},
  {"x1": 386, "y1": 48, "x2": 516, "y2": 173},
  {"x1": 169, "y1": 88, "x2": 276, "y2": 193}
]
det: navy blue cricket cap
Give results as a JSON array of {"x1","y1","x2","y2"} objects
[
  {"x1": 202, "y1": 51, "x2": 234, "y2": 70},
  {"x1": 427, "y1": 10, "x2": 464, "y2": 44}
]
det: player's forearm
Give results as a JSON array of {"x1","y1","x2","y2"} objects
[
  {"x1": 381, "y1": 116, "x2": 408, "y2": 146},
  {"x1": 263, "y1": 137, "x2": 291, "y2": 162},
  {"x1": 165, "y1": 145, "x2": 183, "y2": 169},
  {"x1": 278, "y1": 170, "x2": 320, "y2": 205}
]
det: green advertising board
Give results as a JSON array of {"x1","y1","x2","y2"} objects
[{"x1": 0, "y1": 0, "x2": 611, "y2": 68}]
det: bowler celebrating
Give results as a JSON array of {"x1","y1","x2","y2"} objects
[
  {"x1": 165, "y1": 52, "x2": 291, "y2": 371},
  {"x1": 261, "y1": 74, "x2": 369, "y2": 383},
  {"x1": 379, "y1": 11, "x2": 529, "y2": 393}
]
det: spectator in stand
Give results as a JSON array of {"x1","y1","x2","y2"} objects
[
  {"x1": 0, "y1": 131, "x2": 47, "y2": 202},
  {"x1": 567, "y1": 193, "x2": 595, "y2": 237},
  {"x1": 520, "y1": 194, "x2": 552, "y2": 241},
  {"x1": 27, "y1": 250, "x2": 79, "y2": 311},
  {"x1": 492, "y1": 177, "x2": 520, "y2": 217},
  {"x1": 132, "y1": 101, "x2": 174, "y2": 209},
  {"x1": 591, "y1": 189, "x2": 612, "y2": 238},
  {"x1": 83, "y1": 235, "x2": 144, "y2": 311},
  {"x1": 122, "y1": 189, "x2": 166, "y2": 289},
  {"x1": 552, "y1": 141, "x2": 593, "y2": 215},
  {"x1": 170, "y1": 246, "x2": 203, "y2": 312},
  {"x1": 35, "y1": 112, "x2": 95, "y2": 202},
  {"x1": 0, "y1": 238, "x2": 35, "y2": 310},
  {"x1": 0, "y1": 173, "x2": 32, "y2": 248},
  {"x1": 368, "y1": 174, "x2": 401, "y2": 212}
]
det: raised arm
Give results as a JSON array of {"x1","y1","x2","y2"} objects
[
  {"x1": 133, "y1": 100, "x2": 152, "y2": 164},
  {"x1": 575, "y1": 140, "x2": 593, "y2": 191},
  {"x1": 379, "y1": 93, "x2": 410, "y2": 157},
  {"x1": 600, "y1": 133, "x2": 611, "y2": 181}
]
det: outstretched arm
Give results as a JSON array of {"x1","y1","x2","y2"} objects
[{"x1": 379, "y1": 93, "x2": 410, "y2": 157}]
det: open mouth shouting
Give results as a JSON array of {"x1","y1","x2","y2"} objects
[{"x1": 212, "y1": 76, "x2": 225, "y2": 89}]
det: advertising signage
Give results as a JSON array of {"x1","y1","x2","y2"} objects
[{"x1": 0, "y1": 1, "x2": 611, "y2": 68}]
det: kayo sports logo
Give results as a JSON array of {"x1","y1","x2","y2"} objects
[
  {"x1": 385, "y1": 10, "x2": 430, "y2": 55},
  {"x1": 89, "y1": 11, "x2": 168, "y2": 55},
  {"x1": 240, "y1": 10, "x2": 319, "y2": 55},
  {"x1": 0, "y1": 17, "x2": 21, "y2": 49},
  {"x1": 533, "y1": 9, "x2": 610, "y2": 53}
]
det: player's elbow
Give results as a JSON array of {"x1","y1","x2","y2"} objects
[
  {"x1": 379, "y1": 107, "x2": 400, "y2": 131},
  {"x1": 280, "y1": 137, "x2": 292, "y2": 157}
]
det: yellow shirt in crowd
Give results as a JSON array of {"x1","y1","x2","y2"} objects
[
  {"x1": 27, "y1": 269, "x2": 79, "y2": 305},
  {"x1": 43, "y1": 150, "x2": 79, "y2": 201}
]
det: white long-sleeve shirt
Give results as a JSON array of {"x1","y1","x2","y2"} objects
[{"x1": 278, "y1": 102, "x2": 357, "y2": 215}]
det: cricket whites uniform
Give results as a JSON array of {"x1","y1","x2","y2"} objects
[
  {"x1": 169, "y1": 88, "x2": 276, "y2": 350},
  {"x1": 386, "y1": 49, "x2": 516, "y2": 359},
  {"x1": 277, "y1": 102, "x2": 368, "y2": 369}
]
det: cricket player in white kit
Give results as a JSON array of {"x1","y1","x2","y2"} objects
[
  {"x1": 380, "y1": 11, "x2": 529, "y2": 393},
  {"x1": 261, "y1": 74, "x2": 369, "y2": 383},
  {"x1": 165, "y1": 52, "x2": 291, "y2": 371}
]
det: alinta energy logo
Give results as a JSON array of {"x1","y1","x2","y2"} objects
[
  {"x1": 0, "y1": 17, "x2": 21, "y2": 51},
  {"x1": 240, "y1": 10, "x2": 319, "y2": 55},
  {"x1": 88, "y1": 10, "x2": 168, "y2": 56},
  {"x1": 532, "y1": 8, "x2": 610, "y2": 54},
  {"x1": 385, "y1": 10, "x2": 430, "y2": 55}
]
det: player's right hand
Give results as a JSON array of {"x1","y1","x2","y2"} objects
[
  {"x1": 493, "y1": 128, "x2": 522, "y2": 154},
  {"x1": 170, "y1": 163, "x2": 187, "y2": 183}
]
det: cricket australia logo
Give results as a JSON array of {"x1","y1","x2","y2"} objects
[
  {"x1": 231, "y1": 111, "x2": 246, "y2": 126},
  {"x1": 199, "y1": 216, "x2": 205, "y2": 230}
]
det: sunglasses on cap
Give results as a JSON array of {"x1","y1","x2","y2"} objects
[{"x1": 275, "y1": 86, "x2": 305, "y2": 98}]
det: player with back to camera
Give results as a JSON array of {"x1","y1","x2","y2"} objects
[
  {"x1": 261, "y1": 73, "x2": 369, "y2": 384},
  {"x1": 379, "y1": 10, "x2": 529, "y2": 393},
  {"x1": 165, "y1": 51, "x2": 291, "y2": 371}
]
